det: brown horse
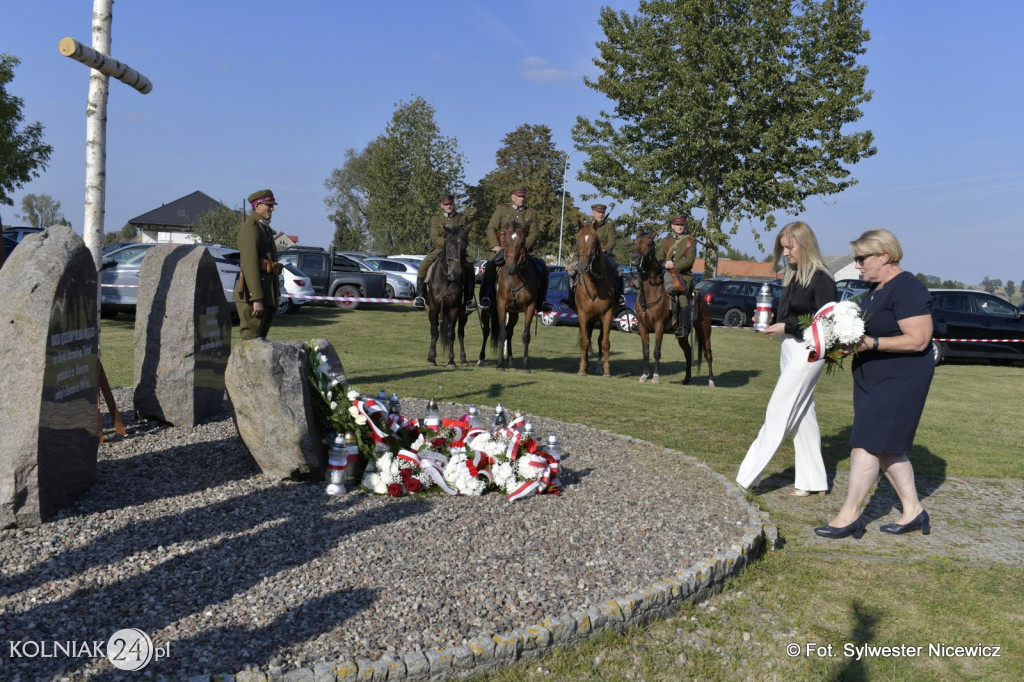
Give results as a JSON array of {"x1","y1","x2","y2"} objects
[
  {"x1": 630, "y1": 232, "x2": 715, "y2": 386},
  {"x1": 574, "y1": 220, "x2": 616, "y2": 376},
  {"x1": 478, "y1": 221, "x2": 543, "y2": 371},
  {"x1": 425, "y1": 226, "x2": 470, "y2": 368}
]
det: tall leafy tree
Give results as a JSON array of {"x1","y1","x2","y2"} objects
[
  {"x1": 325, "y1": 96, "x2": 465, "y2": 254},
  {"x1": 18, "y1": 193, "x2": 69, "y2": 228},
  {"x1": 104, "y1": 222, "x2": 137, "y2": 247},
  {"x1": 573, "y1": 0, "x2": 876, "y2": 277},
  {"x1": 1, "y1": 54, "x2": 54, "y2": 207},
  {"x1": 324, "y1": 146, "x2": 375, "y2": 252},
  {"x1": 466, "y1": 124, "x2": 577, "y2": 258}
]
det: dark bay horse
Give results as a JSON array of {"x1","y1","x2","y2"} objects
[
  {"x1": 425, "y1": 226, "x2": 470, "y2": 368},
  {"x1": 574, "y1": 220, "x2": 615, "y2": 376},
  {"x1": 630, "y1": 232, "x2": 715, "y2": 386},
  {"x1": 478, "y1": 221, "x2": 542, "y2": 371}
]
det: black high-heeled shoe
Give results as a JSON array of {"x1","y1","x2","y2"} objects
[
  {"x1": 879, "y1": 510, "x2": 930, "y2": 535},
  {"x1": 814, "y1": 517, "x2": 865, "y2": 539}
]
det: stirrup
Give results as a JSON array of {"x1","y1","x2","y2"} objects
[
  {"x1": 479, "y1": 297, "x2": 491, "y2": 310},
  {"x1": 464, "y1": 299, "x2": 478, "y2": 312},
  {"x1": 413, "y1": 296, "x2": 426, "y2": 308}
]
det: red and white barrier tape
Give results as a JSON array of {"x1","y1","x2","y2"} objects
[{"x1": 934, "y1": 337, "x2": 1024, "y2": 343}]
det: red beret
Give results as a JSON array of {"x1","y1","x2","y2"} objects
[{"x1": 670, "y1": 216, "x2": 687, "y2": 226}]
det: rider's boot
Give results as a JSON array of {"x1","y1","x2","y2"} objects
[
  {"x1": 479, "y1": 262, "x2": 495, "y2": 310},
  {"x1": 676, "y1": 298, "x2": 691, "y2": 337},
  {"x1": 413, "y1": 278, "x2": 426, "y2": 308}
]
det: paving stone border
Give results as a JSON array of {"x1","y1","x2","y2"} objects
[{"x1": 214, "y1": 432, "x2": 778, "y2": 682}]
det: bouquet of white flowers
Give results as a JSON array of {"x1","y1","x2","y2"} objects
[{"x1": 801, "y1": 300, "x2": 866, "y2": 373}]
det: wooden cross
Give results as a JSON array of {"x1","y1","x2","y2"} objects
[{"x1": 57, "y1": 0, "x2": 152, "y2": 271}]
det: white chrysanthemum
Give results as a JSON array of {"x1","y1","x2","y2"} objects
[
  {"x1": 521, "y1": 461, "x2": 545, "y2": 480},
  {"x1": 493, "y1": 461, "x2": 515, "y2": 488},
  {"x1": 457, "y1": 475, "x2": 486, "y2": 496},
  {"x1": 466, "y1": 433, "x2": 491, "y2": 451}
]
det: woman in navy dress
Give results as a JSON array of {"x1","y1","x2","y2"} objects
[{"x1": 815, "y1": 229, "x2": 935, "y2": 539}]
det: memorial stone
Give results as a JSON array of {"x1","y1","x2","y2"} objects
[
  {"x1": 0, "y1": 227, "x2": 98, "y2": 527},
  {"x1": 133, "y1": 245, "x2": 231, "y2": 426},
  {"x1": 225, "y1": 339, "x2": 326, "y2": 480}
]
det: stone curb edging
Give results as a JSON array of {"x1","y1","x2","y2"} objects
[{"x1": 202, "y1": 427, "x2": 778, "y2": 682}]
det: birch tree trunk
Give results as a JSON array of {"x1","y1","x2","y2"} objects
[{"x1": 83, "y1": 0, "x2": 112, "y2": 272}]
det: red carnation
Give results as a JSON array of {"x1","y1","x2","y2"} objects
[
  {"x1": 405, "y1": 478, "x2": 422, "y2": 493},
  {"x1": 387, "y1": 483, "x2": 404, "y2": 497}
]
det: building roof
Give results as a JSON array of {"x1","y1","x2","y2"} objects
[{"x1": 128, "y1": 191, "x2": 233, "y2": 230}]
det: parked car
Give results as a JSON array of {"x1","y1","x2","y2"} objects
[
  {"x1": 474, "y1": 259, "x2": 488, "y2": 283},
  {"x1": 836, "y1": 278, "x2": 871, "y2": 301},
  {"x1": 277, "y1": 246, "x2": 387, "y2": 309},
  {"x1": 343, "y1": 255, "x2": 415, "y2": 299},
  {"x1": 100, "y1": 243, "x2": 241, "y2": 317},
  {"x1": 103, "y1": 241, "x2": 138, "y2": 254},
  {"x1": 695, "y1": 277, "x2": 783, "y2": 328},
  {"x1": 3, "y1": 226, "x2": 43, "y2": 243},
  {"x1": 929, "y1": 289, "x2": 1024, "y2": 365},
  {"x1": 540, "y1": 270, "x2": 638, "y2": 333},
  {"x1": 2, "y1": 235, "x2": 17, "y2": 263},
  {"x1": 360, "y1": 257, "x2": 419, "y2": 287},
  {"x1": 276, "y1": 263, "x2": 315, "y2": 314}
]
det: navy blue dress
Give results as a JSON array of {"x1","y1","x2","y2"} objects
[{"x1": 850, "y1": 271, "x2": 934, "y2": 455}]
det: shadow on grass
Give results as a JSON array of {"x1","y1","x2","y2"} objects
[
  {"x1": 828, "y1": 598, "x2": 883, "y2": 682},
  {"x1": 766, "y1": 425, "x2": 947, "y2": 522}
]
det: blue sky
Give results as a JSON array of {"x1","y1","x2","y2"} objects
[{"x1": 3, "y1": 0, "x2": 1022, "y2": 285}]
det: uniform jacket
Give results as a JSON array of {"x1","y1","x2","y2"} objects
[
  {"x1": 656, "y1": 232, "x2": 697, "y2": 291},
  {"x1": 428, "y1": 211, "x2": 467, "y2": 253},
  {"x1": 234, "y1": 213, "x2": 280, "y2": 304},
  {"x1": 487, "y1": 203, "x2": 539, "y2": 250},
  {"x1": 588, "y1": 217, "x2": 617, "y2": 254}
]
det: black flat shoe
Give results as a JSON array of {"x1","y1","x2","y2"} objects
[
  {"x1": 879, "y1": 510, "x2": 930, "y2": 535},
  {"x1": 814, "y1": 517, "x2": 865, "y2": 539}
]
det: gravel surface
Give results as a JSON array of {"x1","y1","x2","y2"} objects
[{"x1": 0, "y1": 389, "x2": 753, "y2": 680}]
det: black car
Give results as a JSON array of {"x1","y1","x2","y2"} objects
[
  {"x1": 695, "y1": 277, "x2": 783, "y2": 328},
  {"x1": 929, "y1": 289, "x2": 1024, "y2": 365}
]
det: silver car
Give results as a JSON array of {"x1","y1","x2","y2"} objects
[
  {"x1": 345, "y1": 255, "x2": 416, "y2": 299},
  {"x1": 100, "y1": 243, "x2": 241, "y2": 317}
]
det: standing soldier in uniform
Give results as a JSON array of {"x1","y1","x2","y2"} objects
[
  {"x1": 234, "y1": 189, "x2": 281, "y2": 341},
  {"x1": 566, "y1": 203, "x2": 626, "y2": 309},
  {"x1": 414, "y1": 195, "x2": 476, "y2": 311},
  {"x1": 656, "y1": 215, "x2": 697, "y2": 338},
  {"x1": 479, "y1": 187, "x2": 539, "y2": 310}
]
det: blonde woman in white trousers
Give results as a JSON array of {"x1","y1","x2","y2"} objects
[{"x1": 736, "y1": 222, "x2": 837, "y2": 495}]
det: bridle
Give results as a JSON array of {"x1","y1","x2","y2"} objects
[{"x1": 632, "y1": 235, "x2": 664, "y2": 310}]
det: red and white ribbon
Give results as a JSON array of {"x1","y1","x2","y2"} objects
[
  {"x1": 805, "y1": 302, "x2": 836, "y2": 362},
  {"x1": 397, "y1": 447, "x2": 456, "y2": 495}
]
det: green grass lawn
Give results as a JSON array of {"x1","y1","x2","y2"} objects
[{"x1": 99, "y1": 303, "x2": 1024, "y2": 680}]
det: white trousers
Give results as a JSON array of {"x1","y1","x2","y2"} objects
[{"x1": 736, "y1": 335, "x2": 827, "y2": 491}]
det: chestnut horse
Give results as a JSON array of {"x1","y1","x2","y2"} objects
[
  {"x1": 478, "y1": 221, "x2": 543, "y2": 371},
  {"x1": 574, "y1": 220, "x2": 615, "y2": 376},
  {"x1": 630, "y1": 232, "x2": 715, "y2": 386},
  {"x1": 425, "y1": 226, "x2": 470, "y2": 368}
]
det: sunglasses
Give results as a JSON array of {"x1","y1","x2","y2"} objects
[{"x1": 853, "y1": 253, "x2": 877, "y2": 265}]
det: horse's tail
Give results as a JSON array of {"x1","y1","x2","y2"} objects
[
  {"x1": 693, "y1": 297, "x2": 708, "y2": 371},
  {"x1": 487, "y1": 299, "x2": 500, "y2": 352}
]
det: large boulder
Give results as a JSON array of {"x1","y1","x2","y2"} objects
[
  {"x1": 133, "y1": 244, "x2": 231, "y2": 426},
  {"x1": 0, "y1": 227, "x2": 98, "y2": 527},
  {"x1": 225, "y1": 339, "x2": 326, "y2": 479}
]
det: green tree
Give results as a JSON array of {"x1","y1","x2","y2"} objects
[
  {"x1": 573, "y1": 0, "x2": 876, "y2": 277},
  {"x1": 466, "y1": 124, "x2": 577, "y2": 259},
  {"x1": 192, "y1": 203, "x2": 242, "y2": 247},
  {"x1": 1, "y1": 54, "x2": 54, "y2": 207},
  {"x1": 324, "y1": 145, "x2": 375, "y2": 252},
  {"x1": 17, "y1": 193, "x2": 69, "y2": 228},
  {"x1": 1005, "y1": 280, "x2": 1015, "y2": 298},
  {"x1": 337, "y1": 96, "x2": 465, "y2": 254},
  {"x1": 103, "y1": 222, "x2": 137, "y2": 247}
]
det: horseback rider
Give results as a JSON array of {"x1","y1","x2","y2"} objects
[
  {"x1": 414, "y1": 195, "x2": 476, "y2": 311},
  {"x1": 656, "y1": 215, "x2": 697, "y2": 338},
  {"x1": 479, "y1": 187, "x2": 544, "y2": 310},
  {"x1": 565, "y1": 203, "x2": 627, "y2": 310}
]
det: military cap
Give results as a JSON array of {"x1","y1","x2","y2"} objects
[
  {"x1": 248, "y1": 189, "x2": 278, "y2": 207},
  {"x1": 440, "y1": 195, "x2": 455, "y2": 204},
  {"x1": 511, "y1": 187, "x2": 527, "y2": 197},
  {"x1": 670, "y1": 216, "x2": 687, "y2": 226},
  {"x1": 591, "y1": 204, "x2": 607, "y2": 212}
]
